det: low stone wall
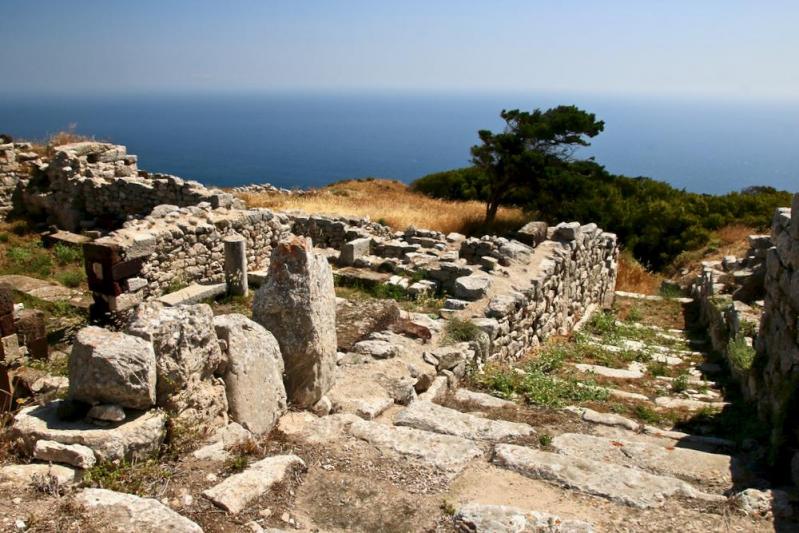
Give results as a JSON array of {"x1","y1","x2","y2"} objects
[
  {"x1": 18, "y1": 142, "x2": 238, "y2": 231},
  {"x1": 693, "y1": 268, "x2": 760, "y2": 398},
  {"x1": 476, "y1": 223, "x2": 618, "y2": 360},
  {"x1": 753, "y1": 194, "x2": 799, "y2": 475},
  {"x1": 290, "y1": 213, "x2": 393, "y2": 249},
  {"x1": 85, "y1": 205, "x2": 291, "y2": 315}
]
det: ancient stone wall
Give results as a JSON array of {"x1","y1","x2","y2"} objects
[
  {"x1": 18, "y1": 142, "x2": 239, "y2": 231},
  {"x1": 0, "y1": 138, "x2": 39, "y2": 219},
  {"x1": 85, "y1": 205, "x2": 291, "y2": 315},
  {"x1": 753, "y1": 194, "x2": 799, "y2": 473},
  {"x1": 290, "y1": 213, "x2": 393, "y2": 249},
  {"x1": 477, "y1": 222, "x2": 618, "y2": 360}
]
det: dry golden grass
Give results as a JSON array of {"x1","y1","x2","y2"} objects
[
  {"x1": 668, "y1": 223, "x2": 758, "y2": 284},
  {"x1": 615, "y1": 250, "x2": 663, "y2": 295},
  {"x1": 26, "y1": 126, "x2": 102, "y2": 156},
  {"x1": 238, "y1": 178, "x2": 528, "y2": 235}
]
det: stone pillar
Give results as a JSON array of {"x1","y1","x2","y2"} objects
[{"x1": 224, "y1": 234, "x2": 248, "y2": 297}]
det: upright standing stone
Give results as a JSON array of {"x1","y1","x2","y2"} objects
[
  {"x1": 252, "y1": 236, "x2": 336, "y2": 408},
  {"x1": 213, "y1": 314, "x2": 287, "y2": 434},
  {"x1": 224, "y1": 233, "x2": 248, "y2": 297}
]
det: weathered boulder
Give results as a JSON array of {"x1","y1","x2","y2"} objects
[
  {"x1": 76, "y1": 488, "x2": 203, "y2": 533},
  {"x1": 68, "y1": 326, "x2": 157, "y2": 410},
  {"x1": 252, "y1": 236, "x2": 337, "y2": 408},
  {"x1": 0, "y1": 464, "x2": 80, "y2": 488},
  {"x1": 339, "y1": 237, "x2": 371, "y2": 266},
  {"x1": 515, "y1": 221, "x2": 549, "y2": 246},
  {"x1": 352, "y1": 339, "x2": 399, "y2": 359},
  {"x1": 127, "y1": 302, "x2": 227, "y2": 427},
  {"x1": 203, "y1": 454, "x2": 306, "y2": 514},
  {"x1": 214, "y1": 314, "x2": 287, "y2": 435}
]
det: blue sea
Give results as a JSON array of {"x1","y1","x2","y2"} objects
[{"x1": 0, "y1": 91, "x2": 797, "y2": 195}]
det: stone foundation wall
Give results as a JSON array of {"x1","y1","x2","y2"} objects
[
  {"x1": 753, "y1": 194, "x2": 799, "y2": 473},
  {"x1": 477, "y1": 223, "x2": 618, "y2": 360},
  {"x1": 18, "y1": 142, "x2": 239, "y2": 231},
  {"x1": 85, "y1": 205, "x2": 291, "y2": 314}
]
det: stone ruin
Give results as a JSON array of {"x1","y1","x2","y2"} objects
[{"x1": 3, "y1": 138, "x2": 798, "y2": 529}]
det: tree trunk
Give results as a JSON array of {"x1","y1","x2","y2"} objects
[{"x1": 484, "y1": 198, "x2": 500, "y2": 224}]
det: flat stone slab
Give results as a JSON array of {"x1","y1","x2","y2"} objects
[
  {"x1": 159, "y1": 282, "x2": 226, "y2": 306},
  {"x1": 11, "y1": 401, "x2": 167, "y2": 462},
  {"x1": 203, "y1": 454, "x2": 306, "y2": 514},
  {"x1": 654, "y1": 397, "x2": 729, "y2": 411},
  {"x1": 76, "y1": 488, "x2": 202, "y2": 532},
  {"x1": 573, "y1": 363, "x2": 644, "y2": 379},
  {"x1": 454, "y1": 503, "x2": 593, "y2": 533},
  {"x1": 394, "y1": 400, "x2": 534, "y2": 442},
  {"x1": 0, "y1": 463, "x2": 80, "y2": 487},
  {"x1": 568, "y1": 407, "x2": 640, "y2": 431},
  {"x1": 44, "y1": 230, "x2": 92, "y2": 247},
  {"x1": 348, "y1": 419, "x2": 483, "y2": 473},
  {"x1": 453, "y1": 388, "x2": 516, "y2": 409},
  {"x1": 493, "y1": 444, "x2": 720, "y2": 509},
  {"x1": 552, "y1": 433, "x2": 734, "y2": 489},
  {"x1": 0, "y1": 274, "x2": 90, "y2": 308}
]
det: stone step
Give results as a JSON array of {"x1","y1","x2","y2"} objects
[
  {"x1": 493, "y1": 444, "x2": 724, "y2": 509},
  {"x1": 394, "y1": 400, "x2": 535, "y2": 441},
  {"x1": 202, "y1": 455, "x2": 306, "y2": 514},
  {"x1": 551, "y1": 432, "x2": 734, "y2": 490},
  {"x1": 653, "y1": 397, "x2": 729, "y2": 411},
  {"x1": 573, "y1": 362, "x2": 644, "y2": 379},
  {"x1": 454, "y1": 503, "x2": 593, "y2": 533},
  {"x1": 158, "y1": 282, "x2": 226, "y2": 306},
  {"x1": 614, "y1": 291, "x2": 693, "y2": 304},
  {"x1": 453, "y1": 388, "x2": 516, "y2": 409},
  {"x1": 566, "y1": 406, "x2": 640, "y2": 431},
  {"x1": 347, "y1": 418, "x2": 483, "y2": 473}
]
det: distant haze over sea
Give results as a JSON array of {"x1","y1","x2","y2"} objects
[{"x1": 1, "y1": 91, "x2": 797, "y2": 195}]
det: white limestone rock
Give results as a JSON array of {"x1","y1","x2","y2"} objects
[
  {"x1": 214, "y1": 314, "x2": 287, "y2": 435},
  {"x1": 394, "y1": 400, "x2": 534, "y2": 441},
  {"x1": 68, "y1": 326, "x2": 157, "y2": 410},
  {"x1": 252, "y1": 236, "x2": 337, "y2": 408},
  {"x1": 33, "y1": 440, "x2": 96, "y2": 469},
  {"x1": 203, "y1": 455, "x2": 306, "y2": 514},
  {"x1": 454, "y1": 503, "x2": 593, "y2": 533},
  {"x1": 76, "y1": 488, "x2": 203, "y2": 532}
]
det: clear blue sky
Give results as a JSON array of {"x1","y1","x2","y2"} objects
[{"x1": 2, "y1": 0, "x2": 797, "y2": 100}]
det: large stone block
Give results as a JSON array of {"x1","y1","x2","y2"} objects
[
  {"x1": 214, "y1": 314, "x2": 287, "y2": 435},
  {"x1": 127, "y1": 302, "x2": 227, "y2": 426},
  {"x1": 68, "y1": 326, "x2": 157, "y2": 410},
  {"x1": 252, "y1": 236, "x2": 337, "y2": 408}
]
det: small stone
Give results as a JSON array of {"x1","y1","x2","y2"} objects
[
  {"x1": 33, "y1": 440, "x2": 96, "y2": 469},
  {"x1": 87, "y1": 404, "x2": 126, "y2": 423}
]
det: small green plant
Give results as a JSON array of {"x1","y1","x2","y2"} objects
[
  {"x1": 164, "y1": 276, "x2": 188, "y2": 295},
  {"x1": 632, "y1": 404, "x2": 663, "y2": 425},
  {"x1": 728, "y1": 334, "x2": 756, "y2": 372},
  {"x1": 0, "y1": 233, "x2": 8, "y2": 243},
  {"x1": 56, "y1": 268, "x2": 86, "y2": 288},
  {"x1": 538, "y1": 433, "x2": 553, "y2": 447},
  {"x1": 52, "y1": 243, "x2": 83, "y2": 265},
  {"x1": 440, "y1": 500, "x2": 457, "y2": 516},
  {"x1": 658, "y1": 284, "x2": 683, "y2": 299},
  {"x1": 647, "y1": 360, "x2": 669, "y2": 377},
  {"x1": 4, "y1": 243, "x2": 53, "y2": 277},
  {"x1": 671, "y1": 373, "x2": 690, "y2": 393},
  {"x1": 83, "y1": 459, "x2": 173, "y2": 496},
  {"x1": 626, "y1": 306, "x2": 643, "y2": 322},
  {"x1": 224, "y1": 453, "x2": 249, "y2": 473},
  {"x1": 443, "y1": 317, "x2": 483, "y2": 344}
]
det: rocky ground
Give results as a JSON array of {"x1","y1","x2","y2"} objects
[{"x1": 0, "y1": 289, "x2": 795, "y2": 532}]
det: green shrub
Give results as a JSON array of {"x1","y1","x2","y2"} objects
[
  {"x1": 671, "y1": 373, "x2": 690, "y2": 393},
  {"x1": 56, "y1": 269, "x2": 86, "y2": 288},
  {"x1": 728, "y1": 334, "x2": 756, "y2": 372},
  {"x1": 4, "y1": 244, "x2": 53, "y2": 278},
  {"x1": 53, "y1": 243, "x2": 83, "y2": 265},
  {"x1": 443, "y1": 318, "x2": 483, "y2": 344}
]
